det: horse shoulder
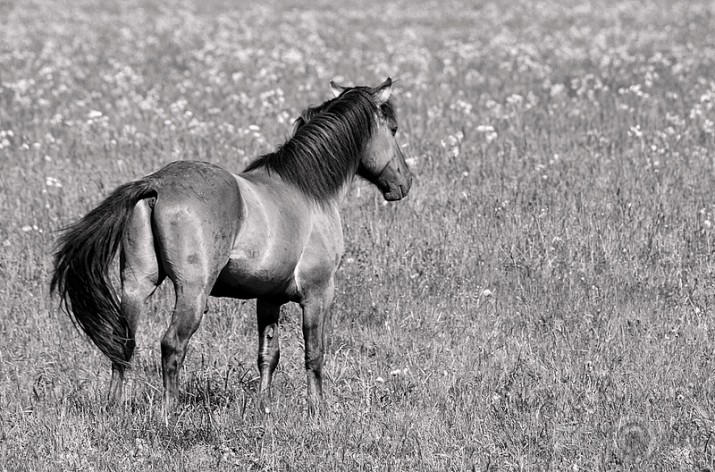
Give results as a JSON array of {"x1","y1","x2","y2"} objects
[{"x1": 293, "y1": 208, "x2": 344, "y2": 299}]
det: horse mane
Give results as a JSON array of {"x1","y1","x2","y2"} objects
[{"x1": 243, "y1": 87, "x2": 397, "y2": 202}]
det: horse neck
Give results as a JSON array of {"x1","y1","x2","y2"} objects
[
  {"x1": 243, "y1": 160, "x2": 352, "y2": 212},
  {"x1": 244, "y1": 95, "x2": 374, "y2": 204},
  {"x1": 283, "y1": 130, "x2": 363, "y2": 203},
  {"x1": 332, "y1": 177, "x2": 355, "y2": 206}
]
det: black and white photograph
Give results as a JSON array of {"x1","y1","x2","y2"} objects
[{"x1": 1, "y1": 0, "x2": 714, "y2": 469}]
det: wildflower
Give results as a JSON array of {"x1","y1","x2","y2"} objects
[
  {"x1": 550, "y1": 83, "x2": 565, "y2": 97},
  {"x1": 665, "y1": 112, "x2": 685, "y2": 127},
  {"x1": 169, "y1": 99, "x2": 187, "y2": 114},
  {"x1": 446, "y1": 132, "x2": 463, "y2": 146},
  {"x1": 390, "y1": 368, "x2": 410, "y2": 376},
  {"x1": 628, "y1": 125, "x2": 642, "y2": 138},
  {"x1": 45, "y1": 176, "x2": 62, "y2": 188},
  {"x1": 506, "y1": 94, "x2": 523, "y2": 106},
  {"x1": 0, "y1": 130, "x2": 13, "y2": 149},
  {"x1": 451, "y1": 99, "x2": 473, "y2": 114},
  {"x1": 476, "y1": 124, "x2": 498, "y2": 143},
  {"x1": 276, "y1": 110, "x2": 291, "y2": 124}
]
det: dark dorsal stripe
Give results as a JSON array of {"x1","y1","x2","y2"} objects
[{"x1": 243, "y1": 87, "x2": 397, "y2": 202}]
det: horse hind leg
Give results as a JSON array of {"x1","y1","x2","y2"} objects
[
  {"x1": 108, "y1": 274, "x2": 160, "y2": 405},
  {"x1": 155, "y1": 216, "x2": 228, "y2": 409},
  {"x1": 160, "y1": 284, "x2": 212, "y2": 409},
  {"x1": 150, "y1": 170, "x2": 239, "y2": 410},
  {"x1": 109, "y1": 198, "x2": 164, "y2": 405},
  {"x1": 256, "y1": 298, "x2": 281, "y2": 413}
]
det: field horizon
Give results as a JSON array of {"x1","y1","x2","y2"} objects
[{"x1": 2, "y1": 0, "x2": 715, "y2": 470}]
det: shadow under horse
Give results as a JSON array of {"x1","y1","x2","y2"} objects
[{"x1": 51, "y1": 78, "x2": 412, "y2": 416}]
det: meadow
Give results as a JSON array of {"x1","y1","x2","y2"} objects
[{"x1": 2, "y1": 0, "x2": 715, "y2": 469}]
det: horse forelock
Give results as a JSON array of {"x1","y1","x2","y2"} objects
[{"x1": 245, "y1": 88, "x2": 394, "y2": 202}]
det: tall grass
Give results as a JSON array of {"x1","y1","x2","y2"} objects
[{"x1": 2, "y1": 0, "x2": 715, "y2": 469}]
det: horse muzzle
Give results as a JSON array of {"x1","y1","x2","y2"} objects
[
  {"x1": 382, "y1": 182, "x2": 409, "y2": 201},
  {"x1": 378, "y1": 162, "x2": 412, "y2": 201}
]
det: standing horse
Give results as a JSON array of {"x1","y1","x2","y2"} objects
[{"x1": 51, "y1": 78, "x2": 412, "y2": 415}]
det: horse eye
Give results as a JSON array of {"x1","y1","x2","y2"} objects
[{"x1": 390, "y1": 126, "x2": 398, "y2": 136}]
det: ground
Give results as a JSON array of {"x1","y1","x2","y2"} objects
[{"x1": 1, "y1": 0, "x2": 715, "y2": 470}]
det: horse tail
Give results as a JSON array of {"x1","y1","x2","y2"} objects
[{"x1": 51, "y1": 178, "x2": 158, "y2": 367}]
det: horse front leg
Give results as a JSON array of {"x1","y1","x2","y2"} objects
[
  {"x1": 300, "y1": 281, "x2": 334, "y2": 417},
  {"x1": 256, "y1": 298, "x2": 281, "y2": 413}
]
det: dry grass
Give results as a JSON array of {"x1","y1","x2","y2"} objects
[{"x1": 2, "y1": 0, "x2": 715, "y2": 470}]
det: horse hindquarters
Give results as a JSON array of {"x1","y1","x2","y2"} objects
[{"x1": 148, "y1": 163, "x2": 242, "y2": 407}]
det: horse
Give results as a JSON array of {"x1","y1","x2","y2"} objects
[{"x1": 51, "y1": 78, "x2": 412, "y2": 416}]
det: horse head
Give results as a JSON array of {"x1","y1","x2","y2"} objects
[{"x1": 295, "y1": 78, "x2": 413, "y2": 201}]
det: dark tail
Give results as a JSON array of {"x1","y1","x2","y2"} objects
[{"x1": 51, "y1": 179, "x2": 157, "y2": 367}]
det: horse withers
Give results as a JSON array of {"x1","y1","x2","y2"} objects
[{"x1": 51, "y1": 78, "x2": 412, "y2": 416}]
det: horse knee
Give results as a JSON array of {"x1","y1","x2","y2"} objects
[
  {"x1": 304, "y1": 350, "x2": 324, "y2": 373},
  {"x1": 160, "y1": 331, "x2": 176, "y2": 355}
]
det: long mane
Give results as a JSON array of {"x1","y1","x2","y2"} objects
[{"x1": 243, "y1": 87, "x2": 397, "y2": 202}]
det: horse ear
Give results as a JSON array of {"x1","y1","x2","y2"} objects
[
  {"x1": 330, "y1": 81, "x2": 347, "y2": 98},
  {"x1": 373, "y1": 77, "x2": 392, "y2": 104},
  {"x1": 291, "y1": 116, "x2": 306, "y2": 135}
]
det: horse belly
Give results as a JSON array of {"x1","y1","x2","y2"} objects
[{"x1": 211, "y1": 252, "x2": 299, "y2": 300}]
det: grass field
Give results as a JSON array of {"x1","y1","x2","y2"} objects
[{"x1": 2, "y1": 0, "x2": 715, "y2": 469}]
